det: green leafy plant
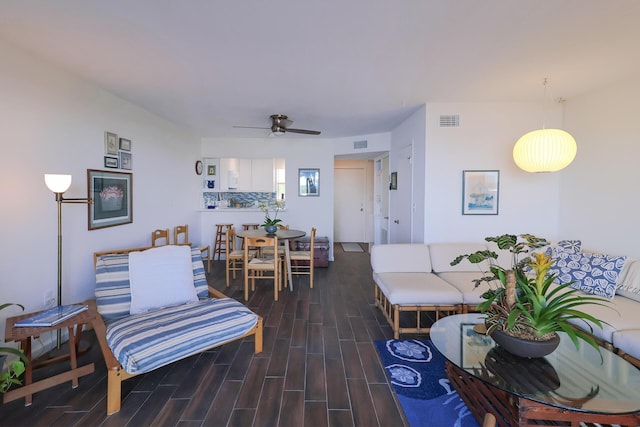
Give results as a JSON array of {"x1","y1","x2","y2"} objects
[
  {"x1": 259, "y1": 201, "x2": 283, "y2": 227},
  {"x1": 1, "y1": 303, "x2": 28, "y2": 393},
  {"x1": 451, "y1": 234, "x2": 609, "y2": 352}
]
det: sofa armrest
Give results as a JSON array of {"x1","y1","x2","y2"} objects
[{"x1": 87, "y1": 299, "x2": 121, "y2": 372}]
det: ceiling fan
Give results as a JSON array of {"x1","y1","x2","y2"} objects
[{"x1": 234, "y1": 114, "x2": 321, "y2": 135}]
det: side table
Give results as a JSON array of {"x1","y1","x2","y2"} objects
[{"x1": 3, "y1": 305, "x2": 95, "y2": 406}]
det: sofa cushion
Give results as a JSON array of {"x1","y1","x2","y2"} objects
[
  {"x1": 373, "y1": 272, "x2": 462, "y2": 305},
  {"x1": 435, "y1": 272, "x2": 487, "y2": 305},
  {"x1": 371, "y1": 244, "x2": 432, "y2": 273},
  {"x1": 567, "y1": 291, "x2": 640, "y2": 343},
  {"x1": 612, "y1": 329, "x2": 640, "y2": 361},
  {"x1": 129, "y1": 245, "x2": 198, "y2": 315},
  {"x1": 106, "y1": 298, "x2": 258, "y2": 374},
  {"x1": 429, "y1": 242, "x2": 489, "y2": 273},
  {"x1": 548, "y1": 251, "x2": 626, "y2": 299},
  {"x1": 96, "y1": 246, "x2": 209, "y2": 322},
  {"x1": 616, "y1": 258, "x2": 640, "y2": 302}
]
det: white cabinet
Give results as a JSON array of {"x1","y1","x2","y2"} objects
[
  {"x1": 211, "y1": 158, "x2": 279, "y2": 192},
  {"x1": 251, "y1": 158, "x2": 275, "y2": 192}
]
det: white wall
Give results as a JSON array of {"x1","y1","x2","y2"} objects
[
  {"x1": 423, "y1": 102, "x2": 564, "y2": 243},
  {"x1": 561, "y1": 74, "x2": 640, "y2": 257},
  {"x1": 390, "y1": 105, "x2": 427, "y2": 243},
  {"x1": 0, "y1": 40, "x2": 201, "y2": 350}
]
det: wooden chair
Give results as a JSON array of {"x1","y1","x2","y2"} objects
[
  {"x1": 244, "y1": 235, "x2": 280, "y2": 301},
  {"x1": 173, "y1": 224, "x2": 211, "y2": 272},
  {"x1": 225, "y1": 227, "x2": 255, "y2": 287},
  {"x1": 151, "y1": 229, "x2": 169, "y2": 247},
  {"x1": 290, "y1": 227, "x2": 316, "y2": 288},
  {"x1": 482, "y1": 413, "x2": 496, "y2": 427}
]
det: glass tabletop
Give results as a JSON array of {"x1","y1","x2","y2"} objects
[{"x1": 430, "y1": 313, "x2": 640, "y2": 414}]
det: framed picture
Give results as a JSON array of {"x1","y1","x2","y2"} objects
[
  {"x1": 299, "y1": 168, "x2": 320, "y2": 197},
  {"x1": 118, "y1": 151, "x2": 131, "y2": 170},
  {"x1": 389, "y1": 172, "x2": 398, "y2": 190},
  {"x1": 119, "y1": 151, "x2": 132, "y2": 170},
  {"x1": 207, "y1": 165, "x2": 216, "y2": 176},
  {"x1": 88, "y1": 169, "x2": 133, "y2": 230},
  {"x1": 462, "y1": 170, "x2": 499, "y2": 215},
  {"x1": 119, "y1": 138, "x2": 131, "y2": 151},
  {"x1": 104, "y1": 131, "x2": 118, "y2": 155},
  {"x1": 460, "y1": 323, "x2": 494, "y2": 369},
  {"x1": 104, "y1": 156, "x2": 118, "y2": 168}
]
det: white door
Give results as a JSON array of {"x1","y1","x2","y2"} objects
[
  {"x1": 390, "y1": 144, "x2": 413, "y2": 243},
  {"x1": 334, "y1": 168, "x2": 366, "y2": 242},
  {"x1": 374, "y1": 155, "x2": 390, "y2": 245}
]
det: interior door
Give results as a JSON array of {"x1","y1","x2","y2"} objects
[
  {"x1": 390, "y1": 144, "x2": 413, "y2": 243},
  {"x1": 334, "y1": 168, "x2": 366, "y2": 242}
]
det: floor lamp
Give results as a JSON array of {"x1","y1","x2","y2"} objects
[{"x1": 44, "y1": 174, "x2": 93, "y2": 349}]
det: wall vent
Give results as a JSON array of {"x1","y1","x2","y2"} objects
[
  {"x1": 353, "y1": 140, "x2": 368, "y2": 149},
  {"x1": 439, "y1": 114, "x2": 460, "y2": 127}
]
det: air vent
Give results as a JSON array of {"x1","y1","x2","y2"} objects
[
  {"x1": 353, "y1": 140, "x2": 368, "y2": 149},
  {"x1": 439, "y1": 114, "x2": 460, "y2": 127}
]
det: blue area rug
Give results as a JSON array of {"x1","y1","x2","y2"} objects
[{"x1": 375, "y1": 339, "x2": 479, "y2": 427}]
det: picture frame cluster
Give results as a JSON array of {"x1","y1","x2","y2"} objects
[{"x1": 104, "y1": 131, "x2": 132, "y2": 170}]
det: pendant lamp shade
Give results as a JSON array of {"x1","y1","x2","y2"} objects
[{"x1": 513, "y1": 128, "x2": 577, "y2": 173}]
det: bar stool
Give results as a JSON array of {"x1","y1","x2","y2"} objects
[
  {"x1": 213, "y1": 223, "x2": 233, "y2": 262},
  {"x1": 241, "y1": 223, "x2": 260, "y2": 249}
]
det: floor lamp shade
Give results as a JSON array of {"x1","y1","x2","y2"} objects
[
  {"x1": 45, "y1": 174, "x2": 72, "y2": 193},
  {"x1": 513, "y1": 129, "x2": 577, "y2": 173}
]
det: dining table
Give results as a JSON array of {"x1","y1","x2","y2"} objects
[{"x1": 236, "y1": 228, "x2": 306, "y2": 291}]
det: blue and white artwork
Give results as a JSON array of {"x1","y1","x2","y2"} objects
[{"x1": 462, "y1": 170, "x2": 499, "y2": 215}]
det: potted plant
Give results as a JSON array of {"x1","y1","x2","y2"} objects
[
  {"x1": 1, "y1": 303, "x2": 27, "y2": 393},
  {"x1": 259, "y1": 201, "x2": 283, "y2": 234},
  {"x1": 451, "y1": 234, "x2": 608, "y2": 357}
]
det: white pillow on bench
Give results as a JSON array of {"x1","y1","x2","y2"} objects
[{"x1": 129, "y1": 245, "x2": 198, "y2": 314}]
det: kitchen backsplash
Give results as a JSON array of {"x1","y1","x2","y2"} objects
[{"x1": 203, "y1": 192, "x2": 281, "y2": 208}]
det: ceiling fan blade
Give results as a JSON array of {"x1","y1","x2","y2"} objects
[
  {"x1": 232, "y1": 125, "x2": 270, "y2": 130},
  {"x1": 286, "y1": 128, "x2": 321, "y2": 135}
]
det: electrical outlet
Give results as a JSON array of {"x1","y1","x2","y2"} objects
[{"x1": 44, "y1": 290, "x2": 56, "y2": 308}]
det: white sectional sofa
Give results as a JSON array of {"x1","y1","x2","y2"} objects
[{"x1": 370, "y1": 242, "x2": 640, "y2": 367}]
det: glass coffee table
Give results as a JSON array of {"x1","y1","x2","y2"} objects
[{"x1": 430, "y1": 313, "x2": 640, "y2": 426}]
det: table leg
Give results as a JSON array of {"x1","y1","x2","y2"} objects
[
  {"x1": 284, "y1": 239, "x2": 293, "y2": 291},
  {"x1": 23, "y1": 338, "x2": 32, "y2": 406},
  {"x1": 68, "y1": 326, "x2": 79, "y2": 388}
]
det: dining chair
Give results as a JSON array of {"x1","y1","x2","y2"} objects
[
  {"x1": 290, "y1": 227, "x2": 316, "y2": 288},
  {"x1": 151, "y1": 229, "x2": 170, "y2": 247},
  {"x1": 244, "y1": 235, "x2": 280, "y2": 301},
  {"x1": 173, "y1": 224, "x2": 211, "y2": 272},
  {"x1": 225, "y1": 227, "x2": 254, "y2": 287}
]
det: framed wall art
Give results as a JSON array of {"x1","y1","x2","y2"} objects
[
  {"x1": 88, "y1": 169, "x2": 133, "y2": 230},
  {"x1": 104, "y1": 131, "x2": 118, "y2": 155},
  {"x1": 104, "y1": 156, "x2": 118, "y2": 168},
  {"x1": 462, "y1": 170, "x2": 499, "y2": 215},
  {"x1": 119, "y1": 138, "x2": 131, "y2": 151},
  {"x1": 389, "y1": 172, "x2": 398, "y2": 190},
  {"x1": 119, "y1": 151, "x2": 132, "y2": 170},
  {"x1": 299, "y1": 168, "x2": 320, "y2": 197}
]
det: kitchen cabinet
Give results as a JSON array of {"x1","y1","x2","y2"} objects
[{"x1": 214, "y1": 158, "x2": 278, "y2": 192}]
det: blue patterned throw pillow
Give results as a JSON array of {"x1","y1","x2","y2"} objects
[{"x1": 548, "y1": 252, "x2": 626, "y2": 299}]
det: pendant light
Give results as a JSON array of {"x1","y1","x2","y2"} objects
[{"x1": 513, "y1": 79, "x2": 577, "y2": 173}]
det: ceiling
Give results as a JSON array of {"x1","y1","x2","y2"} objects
[{"x1": 2, "y1": 1, "x2": 640, "y2": 139}]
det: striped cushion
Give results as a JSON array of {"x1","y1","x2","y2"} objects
[
  {"x1": 95, "y1": 246, "x2": 208, "y2": 322},
  {"x1": 106, "y1": 298, "x2": 258, "y2": 374}
]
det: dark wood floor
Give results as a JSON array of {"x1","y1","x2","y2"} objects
[{"x1": 0, "y1": 244, "x2": 408, "y2": 426}]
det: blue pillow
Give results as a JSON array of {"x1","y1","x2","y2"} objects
[
  {"x1": 545, "y1": 239, "x2": 582, "y2": 258},
  {"x1": 549, "y1": 252, "x2": 626, "y2": 299}
]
